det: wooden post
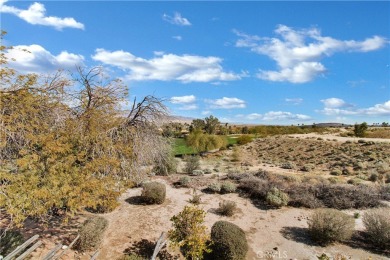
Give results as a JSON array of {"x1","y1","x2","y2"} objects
[
  {"x1": 151, "y1": 232, "x2": 167, "y2": 260},
  {"x1": 4, "y1": 235, "x2": 39, "y2": 260},
  {"x1": 42, "y1": 243, "x2": 63, "y2": 260},
  {"x1": 15, "y1": 240, "x2": 42, "y2": 260},
  {"x1": 53, "y1": 234, "x2": 80, "y2": 260}
]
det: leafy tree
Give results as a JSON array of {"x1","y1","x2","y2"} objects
[
  {"x1": 168, "y1": 205, "x2": 211, "y2": 260},
  {"x1": 204, "y1": 115, "x2": 220, "y2": 134},
  {"x1": 354, "y1": 122, "x2": 368, "y2": 137},
  {"x1": 186, "y1": 130, "x2": 226, "y2": 153},
  {"x1": 0, "y1": 32, "x2": 169, "y2": 226},
  {"x1": 190, "y1": 119, "x2": 206, "y2": 132},
  {"x1": 241, "y1": 126, "x2": 249, "y2": 134}
]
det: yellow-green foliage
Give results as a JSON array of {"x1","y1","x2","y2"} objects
[
  {"x1": 168, "y1": 205, "x2": 211, "y2": 260},
  {"x1": 186, "y1": 130, "x2": 227, "y2": 153},
  {"x1": 0, "y1": 33, "x2": 167, "y2": 226}
]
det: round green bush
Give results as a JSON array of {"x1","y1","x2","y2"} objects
[
  {"x1": 141, "y1": 182, "x2": 166, "y2": 204},
  {"x1": 308, "y1": 208, "x2": 355, "y2": 245},
  {"x1": 221, "y1": 181, "x2": 237, "y2": 193},
  {"x1": 207, "y1": 182, "x2": 221, "y2": 193},
  {"x1": 266, "y1": 187, "x2": 289, "y2": 208},
  {"x1": 76, "y1": 216, "x2": 108, "y2": 251},
  {"x1": 211, "y1": 221, "x2": 248, "y2": 260},
  {"x1": 363, "y1": 208, "x2": 390, "y2": 248},
  {"x1": 179, "y1": 176, "x2": 191, "y2": 187}
]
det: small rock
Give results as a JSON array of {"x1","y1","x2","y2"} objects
[{"x1": 62, "y1": 245, "x2": 68, "y2": 250}]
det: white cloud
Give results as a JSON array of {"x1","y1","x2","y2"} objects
[
  {"x1": 285, "y1": 98, "x2": 303, "y2": 105},
  {"x1": 318, "y1": 99, "x2": 390, "y2": 116},
  {"x1": 0, "y1": 0, "x2": 84, "y2": 30},
  {"x1": 170, "y1": 95, "x2": 198, "y2": 111},
  {"x1": 163, "y1": 12, "x2": 191, "y2": 26},
  {"x1": 92, "y1": 49, "x2": 241, "y2": 83},
  {"x1": 205, "y1": 97, "x2": 246, "y2": 109},
  {"x1": 235, "y1": 25, "x2": 387, "y2": 83},
  {"x1": 262, "y1": 111, "x2": 311, "y2": 121},
  {"x1": 170, "y1": 95, "x2": 196, "y2": 104},
  {"x1": 6, "y1": 44, "x2": 84, "y2": 74},
  {"x1": 237, "y1": 111, "x2": 311, "y2": 121},
  {"x1": 172, "y1": 36, "x2": 182, "y2": 41},
  {"x1": 246, "y1": 113, "x2": 263, "y2": 120},
  {"x1": 321, "y1": 98, "x2": 352, "y2": 108},
  {"x1": 201, "y1": 110, "x2": 212, "y2": 115}
]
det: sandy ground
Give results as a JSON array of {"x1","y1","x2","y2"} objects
[
  {"x1": 4, "y1": 134, "x2": 390, "y2": 259},
  {"x1": 95, "y1": 178, "x2": 388, "y2": 260},
  {"x1": 288, "y1": 132, "x2": 390, "y2": 143}
]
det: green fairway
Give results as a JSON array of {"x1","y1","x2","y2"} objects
[
  {"x1": 173, "y1": 138, "x2": 196, "y2": 155},
  {"x1": 173, "y1": 135, "x2": 240, "y2": 156}
]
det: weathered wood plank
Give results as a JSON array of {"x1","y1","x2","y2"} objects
[
  {"x1": 15, "y1": 240, "x2": 42, "y2": 260},
  {"x1": 4, "y1": 235, "x2": 39, "y2": 260}
]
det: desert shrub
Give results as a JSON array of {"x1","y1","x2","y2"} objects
[
  {"x1": 204, "y1": 168, "x2": 212, "y2": 174},
  {"x1": 221, "y1": 181, "x2": 237, "y2": 193},
  {"x1": 188, "y1": 190, "x2": 202, "y2": 205},
  {"x1": 328, "y1": 177, "x2": 342, "y2": 184},
  {"x1": 238, "y1": 177, "x2": 270, "y2": 198},
  {"x1": 183, "y1": 155, "x2": 200, "y2": 174},
  {"x1": 368, "y1": 172, "x2": 378, "y2": 182},
  {"x1": 266, "y1": 187, "x2": 289, "y2": 208},
  {"x1": 76, "y1": 216, "x2": 108, "y2": 251},
  {"x1": 301, "y1": 164, "x2": 315, "y2": 172},
  {"x1": 179, "y1": 176, "x2": 191, "y2": 187},
  {"x1": 354, "y1": 122, "x2": 368, "y2": 137},
  {"x1": 211, "y1": 221, "x2": 248, "y2": 260},
  {"x1": 192, "y1": 169, "x2": 204, "y2": 176},
  {"x1": 236, "y1": 135, "x2": 252, "y2": 145},
  {"x1": 0, "y1": 229, "x2": 24, "y2": 256},
  {"x1": 386, "y1": 173, "x2": 390, "y2": 183},
  {"x1": 330, "y1": 169, "x2": 342, "y2": 176},
  {"x1": 287, "y1": 185, "x2": 323, "y2": 208},
  {"x1": 317, "y1": 184, "x2": 380, "y2": 209},
  {"x1": 217, "y1": 200, "x2": 237, "y2": 217},
  {"x1": 207, "y1": 182, "x2": 221, "y2": 193},
  {"x1": 227, "y1": 172, "x2": 252, "y2": 181},
  {"x1": 281, "y1": 162, "x2": 295, "y2": 170},
  {"x1": 153, "y1": 151, "x2": 177, "y2": 176},
  {"x1": 347, "y1": 178, "x2": 363, "y2": 185},
  {"x1": 141, "y1": 182, "x2": 166, "y2": 204},
  {"x1": 231, "y1": 146, "x2": 241, "y2": 162},
  {"x1": 117, "y1": 254, "x2": 146, "y2": 260},
  {"x1": 168, "y1": 206, "x2": 211, "y2": 260},
  {"x1": 362, "y1": 208, "x2": 390, "y2": 248},
  {"x1": 308, "y1": 208, "x2": 355, "y2": 245}
]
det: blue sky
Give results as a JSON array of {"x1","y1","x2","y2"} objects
[{"x1": 2, "y1": 1, "x2": 389, "y2": 125}]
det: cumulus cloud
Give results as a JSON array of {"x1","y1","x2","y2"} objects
[
  {"x1": 170, "y1": 95, "x2": 197, "y2": 110},
  {"x1": 321, "y1": 97, "x2": 352, "y2": 108},
  {"x1": 262, "y1": 111, "x2": 311, "y2": 121},
  {"x1": 0, "y1": 0, "x2": 84, "y2": 30},
  {"x1": 237, "y1": 111, "x2": 311, "y2": 121},
  {"x1": 205, "y1": 97, "x2": 246, "y2": 109},
  {"x1": 285, "y1": 98, "x2": 303, "y2": 105},
  {"x1": 92, "y1": 49, "x2": 241, "y2": 83},
  {"x1": 170, "y1": 95, "x2": 196, "y2": 104},
  {"x1": 318, "y1": 98, "x2": 390, "y2": 116},
  {"x1": 234, "y1": 25, "x2": 387, "y2": 83},
  {"x1": 6, "y1": 44, "x2": 84, "y2": 74},
  {"x1": 163, "y1": 12, "x2": 191, "y2": 26}
]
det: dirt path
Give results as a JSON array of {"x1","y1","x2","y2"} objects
[{"x1": 97, "y1": 178, "x2": 388, "y2": 260}]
